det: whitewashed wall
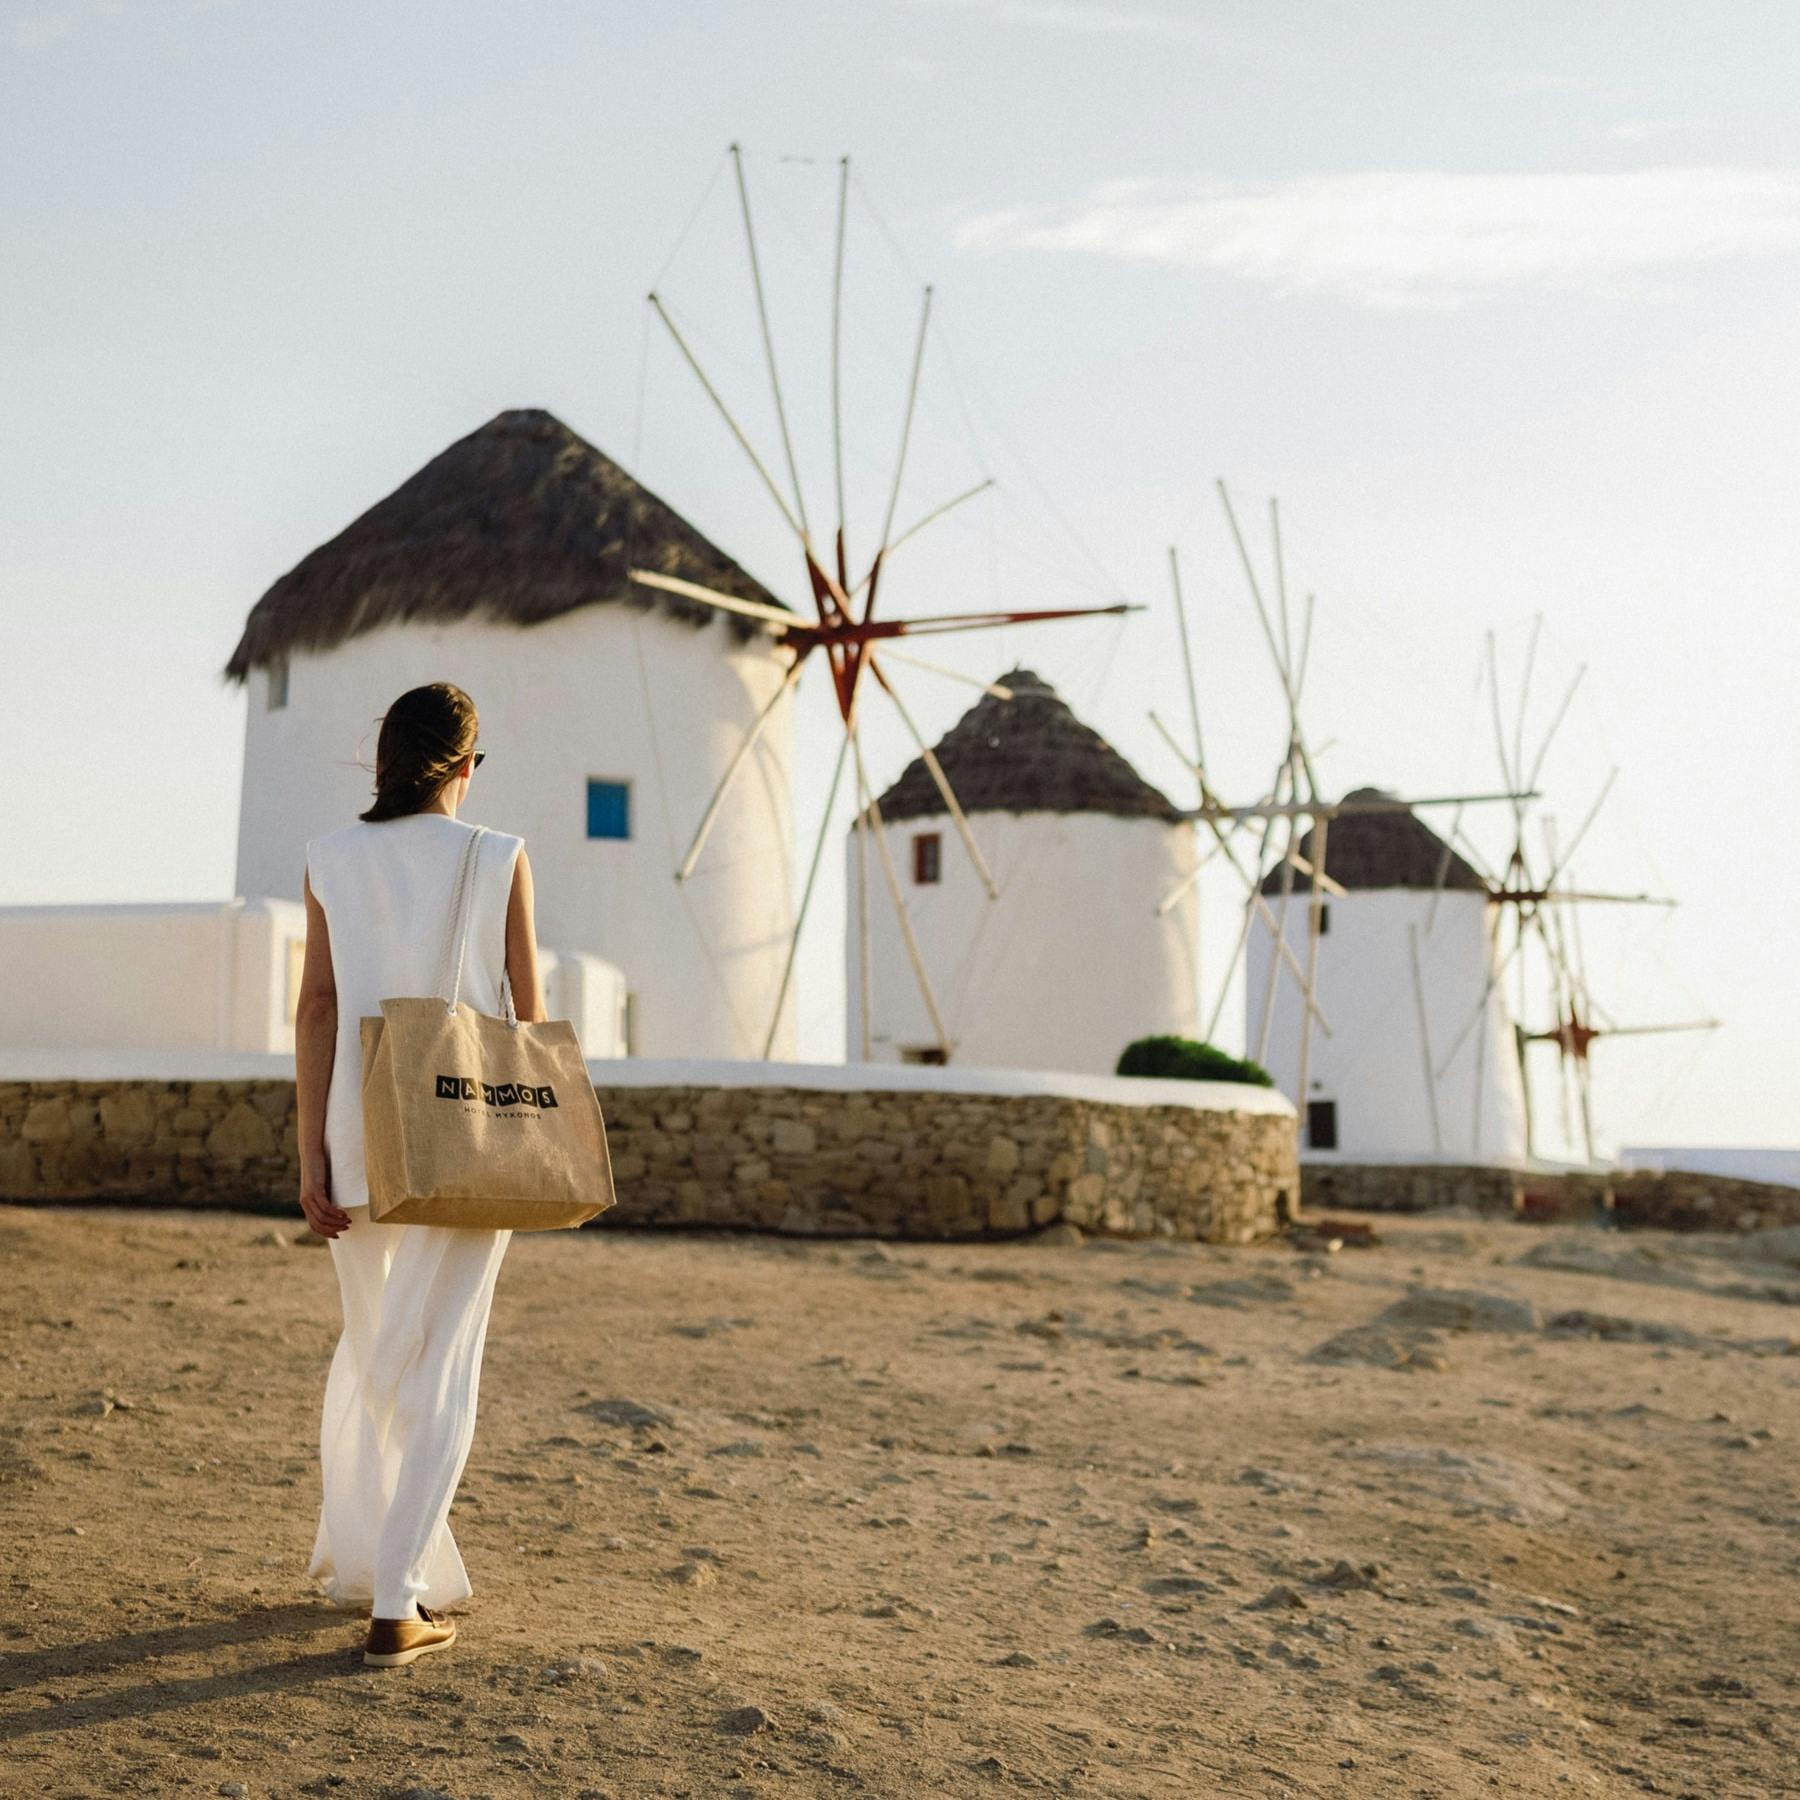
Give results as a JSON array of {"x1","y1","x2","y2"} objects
[
  {"x1": 0, "y1": 900, "x2": 306, "y2": 1053},
  {"x1": 846, "y1": 810, "x2": 1199, "y2": 1076},
  {"x1": 0, "y1": 903, "x2": 629, "y2": 1057},
  {"x1": 546, "y1": 952, "x2": 629, "y2": 1059},
  {"x1": 1246, "y1": 887, "x2": 1528, "y2": 1161},
  {"x1": 234, "y1": 608, "x2": 795, "y2": 1060}
]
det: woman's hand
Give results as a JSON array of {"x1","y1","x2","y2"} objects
[{"x1": 299, "y1": 1165, "x2": 352, "y2": 1239}]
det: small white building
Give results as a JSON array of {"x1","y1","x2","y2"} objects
[
  {"x1": 226, "y1": 408, "x2": 796, "y2": 1061},
  {"x1": 0, "y1": 900, "x2": 629, "y2": 1058},
  {"x1": 1246, "y1": 788, "x2": 1527, "y2": 1162},
  {"x1": 846, "y1": 668, "x2": 1199, "y2": 1075},
  {"x1": 0, "y1": 900, "x2": 308, "y2": 1054}
]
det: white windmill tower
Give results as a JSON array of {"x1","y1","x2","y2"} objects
[
  {"x1": 846, "y1": 666, "x2": 1198, "y2": 1072},
  {"x1": 225, "y1": 407, "x2": 797, "y2": 1061},
  {"x1": 1245, "y1": 790, "x2": 1529, "y2": 1158}
]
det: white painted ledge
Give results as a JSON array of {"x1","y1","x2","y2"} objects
[
  {"x1": 0, "y1": 1049, "x2": 1294, "y2": 1118},
  {"x1": 586, "y1": 1057, "x2": 1296, "y2": 1116},
  {"x1": 1301, "y1": 1149, "x2": 1594, "y2": 1174}
]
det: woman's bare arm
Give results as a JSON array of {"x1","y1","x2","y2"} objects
[
  {"x1": 505, "y1": 848, "x2": 548, "y2": 1024},
  {"x1": 296, "y1": 874, "x2": 351, "y2": 1238}
]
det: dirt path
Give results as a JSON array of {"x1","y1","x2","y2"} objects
[{"x1": 2, "y1": 1204, "x2": 1795, "y2": 1798}]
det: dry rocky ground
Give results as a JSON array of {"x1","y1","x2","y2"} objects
[{"x1": 1, "y1": 1203, "x2": 1796, "y2": 1799}]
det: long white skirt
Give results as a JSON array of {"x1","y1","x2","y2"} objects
[{"x1": 307, "y1": 1207, "x2": 511, "y2": 1619}]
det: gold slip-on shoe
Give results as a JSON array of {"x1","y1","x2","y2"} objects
[{"x1": 363, "y1": 1604, "x2": 457, "y2": 1667}]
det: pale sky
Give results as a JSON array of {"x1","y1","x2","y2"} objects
[{"x1": 3, "y1": 0, "x2": 1796, "y2": 1151}]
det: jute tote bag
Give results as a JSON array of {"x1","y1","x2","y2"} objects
[{"x1": 359, "y1": 824, "x2": 615, "y2": 1231}]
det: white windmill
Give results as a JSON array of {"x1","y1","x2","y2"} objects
[
  {"x1": 1424, "y1": 621, "x2": 1721, "y2": 1163},
  {"x1": 1148, "y1": 484, "x2": 1533, "y2": 1157}
]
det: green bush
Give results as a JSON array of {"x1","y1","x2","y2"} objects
[{"x1": 1115, "y1": 1034, "x2": 1274, "y2": 1088}]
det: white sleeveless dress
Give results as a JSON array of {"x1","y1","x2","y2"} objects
[{"x1": 303, "y1": 813, "x2": 525, "y2": 1619}]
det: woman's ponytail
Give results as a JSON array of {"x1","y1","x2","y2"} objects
[{"x1": 360, "y1": 684, "x2": 479, "y2": 823}]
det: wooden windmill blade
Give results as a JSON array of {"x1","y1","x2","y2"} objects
[
  {"x1": 1610, "y1": 1017, "x2": 1724, "y2": 1040},
  {"x1": 1542, "y1": 768, "x2": 1620, "y2": 892},
  {"x1": 1210, "y1": 782, "x2": 1334, "y2": 1033},
  {"x1": 1195, "y1": 495, "x2": 1306, "y2": 1070},
  {"x1": 1448, "y1": 822, "x2": 1506, "y2": 889},
  {"x1": 1427, "y1": 651, "x2": 1492, "y2": 936},
  {"x1": 1550, "y1": 830, "x2": 1613, "y2": 1035},
  {"x1": 1430, "y1": 627, "x2": 1600, "y2": 1089},
  {"x1": 1197, "y1": 766, "x2": 1291, "y2": 1043},
  {"x1": 762, "y1": 729, "x2": 854, "y2": 1060},
  {"x1": 1204, "y1": 809, "x2": 1291, "y2": 1043},
  {"x1": 1269, "y1": 497, "x2": 1295, "y2": 692},
  {"x1": 1295, "y1": 592, "x2": 1319, "y2": 706},
  {"x1": 1435, "y1": 920, "x2": 1529, "y2": 1079},
  {"x1": 869, "y1": 284, "x2": 934, "y2": 599},
  {"x1": 729, "y1": 142, "x2": 812, "y2": 545},
  {"x1": 1548, "y1": 868, "x2": 1588, "y2": 1155},
  {"x1": 645, "y1": 291, "x2": 810, "y2": 556},
  {"x1": 1293, "y1": 807, "x2": 1331, "y2": 1122},
  {"x1": 1157, "y1": 524, "x2": 1329, "y2": 1054},
  {"x1": 1166, "y1": 546, "x2": 1206, "y2": 796},
  {"x1": 1510, "y1": 613, "x2": 1544, "y2": 839},
  {"x1": 1216, "y1": 479, "x2": 1298, "y2": 714},
  {"x1": 1157, "y1": 823, "x2": 1252, "y2": 917},
  {"x1": 1147, "y1": 711, "x2": 1227, "y2": 913},
  {"x1": 831, "y1": 154, "x2": 850, "y2": 585},
  {"x1": 1530, "y1": 903, "x2": 1585, "y2": 1158},
  {"x1": 1216, "y1": 479, "x2": 1332, "y2": 813},
  {"x1": 1485, "y1": 627, "x2": 1542, "y2": 1012},
  {"x1": 1468, "y1": 900, "x2": 1506, "y2": 1155},
  {"x1": 1526, "y1": 662, "x2": 1587, "y2": 794},
  {"x1": 849, "y1": 480, "x2": 996, "y2": 595},
  {"x1": 1532, "y1": 817, "x2": 1578, "y2": 1154},
  {"x1": 673, "y1": 656, "x2": 805, "y2": 883},
  {"x1": 627, "y1": 569, "x2": 797, "y2": 629},
  {"x1": 1254, "y1": 751, "x2": 1304, "y2": 1064},
  {"x1": 852, "y1": 726, "x2": 953, "y2": 1061},
  {"x1": 1484, "y1": 628, "x2": 1542, "y2": 1078},
  {"x1": 1194, "y1": 790, "x2": 1529, "y2": 824},
  {"x1": 874, "y1": 648, "x2": 1014, "y2": 698}
]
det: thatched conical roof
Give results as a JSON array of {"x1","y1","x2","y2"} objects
[
  {"x1": 1261, "y1": 786, "x2": 1487, "y2": 893},
  {"x1": 872, "y1": 668, "x2": 1184, "y2": 824},
  {"x1": 224, "y1": 408, "x2": 786, "y2": 680}
]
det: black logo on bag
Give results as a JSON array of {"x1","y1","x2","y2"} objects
[{"x1": 436, "y1": 1073, "x2": 557, "y2": 1109}]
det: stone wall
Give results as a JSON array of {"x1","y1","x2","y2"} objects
[
  {"x1": 0, "y1": 1079, "x2": 298, "y2": 1209},
  {"x1": 0, "y1": 1077, "x2": 1297, "y2": 1243},
  {"x1": 1302, "y1": 1162, "x2": 1524, "y2": 1217},
  {"x1": 598, "y1": 1084, "x2": 1293, "y2": 1240},
  {"x1": 1609, "y1": 1169, "x2": 1800, "y2": 1234},
  {"x1": 1302, "y1": 1161, "x2": 1800, "y2": 1232}
]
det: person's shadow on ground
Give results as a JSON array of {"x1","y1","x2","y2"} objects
[{"x1": 0, "y1": 1602, "x2": 360, "y2": 1740}]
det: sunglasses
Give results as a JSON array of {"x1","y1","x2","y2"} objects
[{"x1": 471, "y1": 748, "x2": 486, "y2": 770}]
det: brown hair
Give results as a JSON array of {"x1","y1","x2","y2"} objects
[{"x1": 360, "y1": 683, "x2": 479, "y2": 822}]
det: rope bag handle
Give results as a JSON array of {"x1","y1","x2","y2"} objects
[{"x1": 439, "y1": 825, "x2": 519, "y2": 1029}]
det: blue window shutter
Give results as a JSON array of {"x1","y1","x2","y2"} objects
[{"x1": 586, "y1": 779, "x2": 631, "y2": 840}]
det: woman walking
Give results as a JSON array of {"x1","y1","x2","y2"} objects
[{"x1": 292, "y1": 682, "x2": 544, "y2": 1667}]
